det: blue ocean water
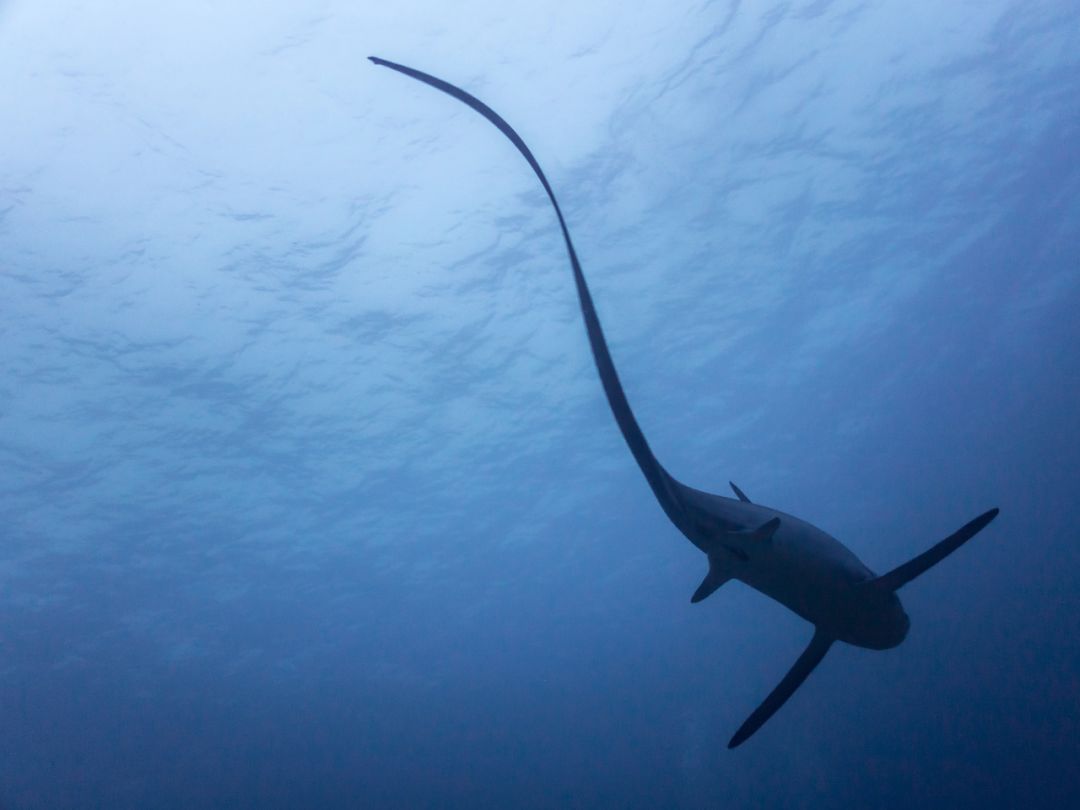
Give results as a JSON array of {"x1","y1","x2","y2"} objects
[{"x1": 1, "y1": 1, "x2": 1078, "y2": 807}]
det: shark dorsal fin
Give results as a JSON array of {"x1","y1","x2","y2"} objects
[{"x1": 729, "y1": 481, "x2": 752, "y2": 503}]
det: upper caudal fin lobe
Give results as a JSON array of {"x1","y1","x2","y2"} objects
[
  {"x1": 874, "y1": 508, "x2": 999, "y2": 592},
  {"x1": 367, "y1": 56, "x2": 684, "y2": 526}
]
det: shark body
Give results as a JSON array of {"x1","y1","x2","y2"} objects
[{"x1": 370, "y1": 56, "x2": 999, "y2": 748}]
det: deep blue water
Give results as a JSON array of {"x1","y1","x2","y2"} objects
[{"x1": 2, "y1": 1, "x2": 1078, "y2": 807}]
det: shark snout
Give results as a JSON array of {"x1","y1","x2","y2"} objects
[
  {"x1": 874, "y1": 597, "x2": 910, "y2": 649},
  {"x1": 895, "y1": 607, "x2": 911, "y2": 644},
  {"x1": 844, "y1": 589, "x2": 910, "y2": 650}
]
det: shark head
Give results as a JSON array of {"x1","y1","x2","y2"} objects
[{"x1": 846, "y1": 586, "x2": 911, "y2": 650}]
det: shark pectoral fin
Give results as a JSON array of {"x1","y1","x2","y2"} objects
[
  {"x1": 728, "y1": 628, "x2": 833, "y2": 749},
  {"x1": 690, "y1": 554, "x2": 731, "y2": 604},
  {"x1": 873, "y1": 507, "x2": 999, "y2": 592},
  {"x1": 729, "y1": 481, "x2": 752, "y2": 503}
]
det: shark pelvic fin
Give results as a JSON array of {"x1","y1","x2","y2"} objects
[
  {"x1": 690, "y1": 554, "x2": 731, "y2": 603},
  {"x1": 729, "y1": 517, "x2": 780, "y2": 543},
  {"x1": 729, "y1": 481, "x2": 752, "y2": 503},
  {"x1": 873, "y1": 507, "x2": 999, "y2": 592},
  {"x1": 729, "y1": 628, "x2": 833, "y2": 748}
]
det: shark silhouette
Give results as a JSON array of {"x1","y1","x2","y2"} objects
[{"x1": 370, "y1": 56, "x2": 999, "y2": 748}]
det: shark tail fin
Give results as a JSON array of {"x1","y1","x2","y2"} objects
[
  {"x1": 368, "y1": 56, "x2": 683, "y2": 524},
  {"x1": 872, "y1": 508, "x2": 999, "y2": 592}
]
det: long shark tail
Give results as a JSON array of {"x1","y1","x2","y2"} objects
[
  {"x1": 369, "y1": 57, "x2": 683, "y2": 521},
  {"x1": 873, "y1": 507, "x2": 999, "y2": 591}
]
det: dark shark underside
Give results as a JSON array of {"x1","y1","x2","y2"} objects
[{"x1": 370, "y1": 56, "x2": 998, "y2": 748}]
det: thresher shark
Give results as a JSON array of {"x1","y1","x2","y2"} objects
[{"x1": 370, "y1": 57, "x2": 999, "y2": 748}]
